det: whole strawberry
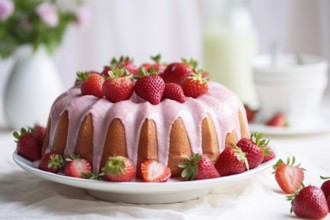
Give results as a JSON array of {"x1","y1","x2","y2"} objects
[
  {"x1": 161, "y1": 58, "x2": 197, "y2": 85},
  {"x1": 103, "y1": 68, "x2": 134, "y2": 103},
  {"x1": 215, "y1": 146, "x2": 248, "y2": 176},
  {"x1": 320, "y1": 176, "x2": 330, "y2": 199},
  {"x1": 289, "y1": 185, "x2": 329, "y2": 219},
  {"x1": 179, "y1": 154, "x2": 220, "y2": 180},
  {"x1": 273, "y1": 157, "x2": 305, "y2": 194},
  {"x1": 32, "y1": 124, "x2": 46, "y2": 141},
  {"x1": 134, "y1": 68, "x2": 165, "y2": 105},
  {"x1": 262, "y1": 145, "x2": 276, "y2": 163},
  {"x1": 237, "y1": 132, "x2": 270, "y2": 169},
  {"x1": 140, "y1": 54, "x2": 166, "y2": 75},
  {"x1": 182, "y1": 72, "x2": 208, "y2": 98},
  {"x1": 77, "y1": 72, "x2": 104, "y2": 98},
  {"x1": 64, "y1": 154, "x2": 92, "y2": 178},
  {"x1": 102, "y1": 156, "x2": 136, "y2": 182},
  {"x1": 162, "y1": 83, "x2": 186, "y2": 103},
  {"x1": 140, "y1": 159, "x2": 171, "y2": 182},
  {"x1": 103, "y1": 56, "x2": 138, "y2": 76},
  {"x1": 14, "y1": 127, "x2": 42, "y2": 161},
  {"x1": 266, "y1": 113, "x2": 287, "y2": 127},
  {"x1": 38, "y1": 151, "x2": 64, "y2": 173},
  {"x1": 244, "y1": 104, "x2": 255, "y2": 123}
]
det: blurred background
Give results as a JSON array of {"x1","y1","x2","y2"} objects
[{"x1": 0, "y1": 0, "x2": 329, "y2": 128}]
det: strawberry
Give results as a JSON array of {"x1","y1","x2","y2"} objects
[
  {"x1": 140, "y1": 54, "x2": 166, "y2": 75},
  {"x1": 244, "y1": 104, "x2": 255, "y2": 123},
  {"x1": 102, "y1": 68, "x2": 134, "y2": 103},
  {"x1": 179, "y1": 154, "x2": 220, "y2": 180},
  {"x1": 14, "y1": 127, "x2": 42, "y2": 161},
  {"x1": 64, "y1": 154, "x2": 92, "y2": 178},
  {"x1": 140, "y1": 159, "x2": 171, "y2": 182},
  {"x1": 38, "y1": 151, "x2": 63, "y2": 173},
  {"x1": 134, "y1": 68, "x2": 165, "y2": 105},
  {"x1": 237, "y1": 132, "x2": 270, "y2": 169},
  {"x1": 102, "y1": 156, "x2": 136, "y2": 182},
  {"x1": 215, "y1": 146, "x2": 249, "y2": 176},
  {"x1": 161, "y1": 58, "x2": 197, "y2": 85},
  {"x1": 77, "y1": 72, "x2": 104, "y2": 98},
  {"x1": 273, "y1": 157, "x2": 305, "y2": 194},
  {"x1": 103, "y1": 56, "x2": 138, "y2": 76},
  {"x1": 289, "y1": 185, "x2": 329, "y2": 219},
  {"x1": 320, "y1": 176, "x2": 330, "y2": 199},
  {"x1": 262, "y1": 146, "x2": 276, "y2": 163},
  {"x1": 32, "y1": 124, "x2": 46, "y2": 141},
  {"x1": 266, "y1": 113, "x2": 287, "y2": 127},
  {"x1": 162, "y1": 83, "x2": 186, "y2": 103},
  {"x1": 182, "y1": 72, "x2": 208, "y2": 98}
]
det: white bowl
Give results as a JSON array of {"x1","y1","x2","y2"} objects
[{"x1": 253, "y1": 54, "x2": 328, "y2": 127}]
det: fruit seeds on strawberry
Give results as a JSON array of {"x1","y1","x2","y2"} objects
[
  {"x1": 140, "y1": 159, "x2": 171, "y2": 182},
  {"x1": 161, "y1": 58, "x2": 197, "y2": 85},
  {"x1": 215, "y1": 146, "x2": 249, "y2": 176},
  {"x1": 162, "y1": 83, "x2": 186, "y2": 103},
  {"x1": 273, "y1": 157, "x2": 305, "y2": 194},
  {"x1": 289, "y1": 185, "x2": 329, "y2": 219},
  {"x1": 134, "y1": 68, "x2": 165, "y2": 105},
  {"x1": 102, "y1": 156, "x2": 136, "y2": 182},
  {"x1": 182, "y1": 72, "x2": 208, "y2": 98},
  {"x1": 237, "y1": 132, "x2": 270, "y2": 169},
  {"x1": 14, "y1": 127, "x2": 42, "y2": 161},
  {"x1": 64, "y1": 154, "x2": 92, "y2": 178},
  {"x1": 77, "y1": 72, "x2": 104, "y2": 98},
  {"x1": 38, "y1": 151, "x2": 64, "y2": 173},
  {"x1": 102, "y1": 68, "x2": 134, "y2": 103},
  {"x1": 179, "y1": 154, "x2": 220, "y2": 180}
]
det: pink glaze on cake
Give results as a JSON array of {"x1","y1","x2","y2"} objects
[{"x1": 45, "y1": 82, "x2": 247, "y2": 173}]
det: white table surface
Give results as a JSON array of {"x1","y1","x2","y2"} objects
[{"x1": 1, "y1": 127, "x2": 330, "y2": 220}]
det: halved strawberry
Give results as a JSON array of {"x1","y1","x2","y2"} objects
[
  {"x1": 77, "y1": 72, "x2": 104, "y2": 98},
  {"x1": 14, "y1": 127, "x2": 42, "y2": 161},
  {"x1": 102, "y1": 68, "x2": 134, "y2": 103},
  {"x1": 134, "y1": 68, "x2": 165, "y2": 105},
  {"x1": 179, "y1": 154, "x2": 220, "y2": 180},
  {"x1": 38, "y1": 151, "x2": 64, "y2": 173},
  {"x1": 162, "y1": 83, "x2": 186, "y2": 103},
  {"x1": 64, "y1": 154, "x2": 92, "y2": 178},
  {"x1": 161, "y1": 58, "x2": 197, "y2": 85},
  {"x1": 266, "y1": 113, "x2": 287, "y2": 127},
  {"x1": 273, "y1": 157, "x2": 305, "y2": 194},
  {"x1": 182, "y1": 72, "x2": 208, "y2": 98},
  {"x1": 140, "y1": 159, "x2": 171, "y2": 182},
  {"x1": 140, "y1": 54, "x2": 166, "y2": 75},
  {"x1": 215, "y1": 146, "x2": 249, "y2": 176},
  {"x1": 102, "y1": 156, "x2": 136, "y2": 182}
]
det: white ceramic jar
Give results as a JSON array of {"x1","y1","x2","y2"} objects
[{"x1": 253, "y1": 54, "x2": 328, "y2": 127}]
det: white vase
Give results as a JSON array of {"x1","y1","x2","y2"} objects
[{"x1": 4, "y1": 45, "x2": 63, "y2": 129}]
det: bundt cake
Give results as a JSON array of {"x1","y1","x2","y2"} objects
[{"x1": 41, "y1": 81, "x2": 249, "y2": 176}]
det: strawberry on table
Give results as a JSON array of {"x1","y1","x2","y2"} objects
[
  {"x1": 140, "y1": 159, "x2": 171, "y2": 182},
  {"x1": 162, "y1": 83, "x2": 186, "y2": 103},
  {"x1": 77, "y1": 72, "x2": 104, "y2": 98},
  {"x1": 102, "y1": 68, "x2": 134, "y2": 103},
  {"x1": 102, "y1": 156, "x2": 136, "y2": 182},
  {"x1": 288, "y1": 185, "x2": 329, "y2": 219},
  {"x1": 64, "y1": 154, "x2": 92, "y2": 178},
  {"x1": 273, "y1": 157, "x2": 305, "y2": 194},
  {"x1": 182, "y1": 72, "x2": 208, "y2": 98},
  {"x1": 244, "y1": 104, "x2": 256, "y2": 123},
  {"x1": 215, "y1": 146, "x2": 249, "y2": 176},
  {"x1": 140, "y1": 54, "x2": 166, "y2": 75},
  {"x1": 14, "y1": 127, "x2": 42, "y2": 161},
  {"x1": 161, "y1": 58, "x2": 197, "y2": 85},
  {"x1": 266, "y1": 113, "x2": 287, "y2": 127},
  {"x1": 134, "y1": 68, "x2": 165, "y2": 105},
  {"x1": 237, "y1": 132, "x2": 270, "y2": 169},
  {"x1": 38, "y1": 151, "x2": 64, "y2": 173},
  {"x1": 179, "y1": 154, "x2": 220, "y2": 180}
]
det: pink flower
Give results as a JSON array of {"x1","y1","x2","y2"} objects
[
  {"x1": 0, "y1": 0, "x2": 14, "y2": 21},
  {"x1": 75, "y1": 6, "x2": 91, "y2": 28},
  {"x1": 36, "y1": 2, "x2": 58, "y2": 27}
]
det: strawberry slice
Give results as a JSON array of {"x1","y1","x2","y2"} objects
[
  {"x1": 140, "y1": 159, "x2": 171, "y2": 182},
  {"x1": 64, "y1": 154, "x2": 92, "y2": 178},
  {"x1": 102, "y1": 156, "x2": 136, "y2": 182},
  {"x1": 273, "y1": 157, "x2": 305, "y2": 194},
  {"x1": 179, "y1": 154, "x2": 220, "y2": 180},
  {"x1": 38, "y1": 151, "x2": 64, "y2": 173}
]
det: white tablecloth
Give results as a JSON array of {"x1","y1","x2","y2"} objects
[{"x1": 1, "y1": 129, "x2": 330, "y2": 220}]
